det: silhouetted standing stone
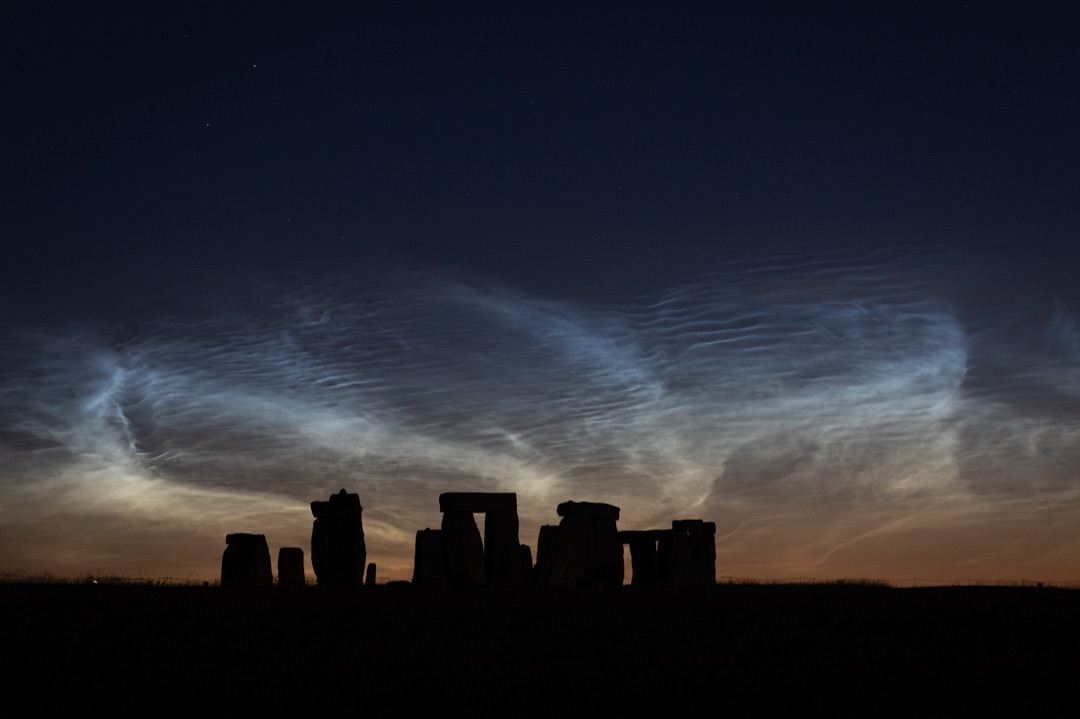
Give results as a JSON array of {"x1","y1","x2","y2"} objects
[
  {"x1": 593, "y1": 517, "x2": 623, "y2": 586},
  {"x1": 537, "y1": 501, "x2": 623, "y2": 587},
  {"x1": 441, "y1": 510, "x2": 486, "y2": 585},
  {"x1": 559, "y1": 516, "x2": 598, "y2": 586},
  {"x1": 656, "y1": 520, "x2": 716, "y2": 587},
  {"x1": 277, "y1": 547, "x2": 306, "y2": 588},
  {"x1": 485, "y1": 510, "x2": 523, "y2": 585},
  {"x1": 533, "y1": 524, "x2": 564, "y2": 586},
  {"x1": 519, "y1": 544, "x2": 534, "y2": 585},
  {"x1": 435, "y1": 492, "x2": 524, "y2": 586},
  {"x1": 365, "y1": 563, "x2": 377, "y2": 587},
  {"x1": 682, "y1": 520, "x2": 717, "y2": 586},
  {"x1": 413, "y1": 528, "x2": 445, "y2": 585},
  {"x1": 559, "y1": 501, "x2": 624, "y2": 587},
  {"x1": 310, "y1": 489, "x2": 367, "y2": 587},
  {"x1": 620, "y1": 530, "x2": 663, "y2": 587},
  {"x1": 221, "y1": 533, "x2": 272, "y2": 588},
  {"x1": 665, "y1": 522, "x2": 693, "y2": 588}
]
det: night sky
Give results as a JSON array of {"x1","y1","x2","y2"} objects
[{"x1": 3, "y1": 2, "x2": 1080, "y2": 583}]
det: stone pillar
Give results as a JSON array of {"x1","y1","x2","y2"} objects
[
  {"x1": 277, "y1": 547, "x2": 306, "y2": 588},
  {"x1": 669, "y1": 519, "x2": 717, "y2": 587},
  {"x1": 684, "y1": 520, "x2": 717, "y2": 586},
  {"x1": 555, "y1": 501, "x2": 623, "y2": 587},
  {"x1": 221, "y1": 533, "x2": 272, "y2": 588},
  {"x1": 412, "y1": 528, "x2": 445, "y2": 585},
  {"x1": 665, "y1": 523, "x2": 692, "y2": 588},
  {"x1": 441, "y1": 510, "x2": 486, "y2": 586},
  {"x1": 533, "y1": 524, "x2": 563, "y2": 586},
  {"x1": 485, "y1": 510, "x2": 522, "y2": 585},
  {"x1": 620, "y1": 530, "x2": 661, "y2": 587},
  {"x1": 656, "y1": 530, "x2": 675, "y2": 587},
  {"x1": 593, "y1": 517, "x2": 623, "y2": 586},
  {"x1": 310, "y1": 489, "x2": 366, "y2": 587},
  {"x1": 518, "y1": 544, "x2": 534, "y2": 585},
  {"x1": 559, "y1": 515, "x2": 596, "y2": 586}
]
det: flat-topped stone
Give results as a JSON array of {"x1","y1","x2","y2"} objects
[
  {"x1": 221, "y1": 533, "x2": 272, "y2": 588},
  {"x1": 556, "y1": 501, "x2": 620, "y2": 521},
  {"x1": 439, "y1": 492, "x2": 517, "y2": 514}
]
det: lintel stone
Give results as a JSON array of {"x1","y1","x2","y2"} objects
[
  {"x1": 557, "y1": 500, "x2": 620, "y2": 522},
  {"x1": 439, "y1": 492, "x2": 517, "y2": 514}
]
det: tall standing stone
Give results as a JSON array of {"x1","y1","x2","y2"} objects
[
  {"x1": 485, "y1": 510, "x2": 523, "y2": 585},
  {"x1": 620, "y1": 530, "x2": 662, "y2": 587},
  {"x1": 518, "y1": 544, "x2": 534, "y2": 585},
  {"x1": 533, "y1": 524, "x2": 567, "y2": 586},
  {"x1": 441, "y1": 510, "x2": 486, "y2": 586},
  {"x1": 413, "y1": 528, "x2": 445, "y2": 585},
  {"x1": 684, "y1": 520, "x2": 717, "y2": 586},
  {"x1": 654, "y1": 530, "x2": 671, "y2": 586},
  {"x1": 310, "y1": 489, "x2": 367, "y2": 587}
]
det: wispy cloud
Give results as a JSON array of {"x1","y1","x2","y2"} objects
[{"x1": 3, "y1": 243, "x2": 1079, "y2": 580}]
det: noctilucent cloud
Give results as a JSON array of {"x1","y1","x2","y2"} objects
[
  {"x1": 2, "y1": 3, "x2": 1079, "y2": 582},
  {"x1": 4, "y1": 240, "x2": 1080, "y2": 581}
]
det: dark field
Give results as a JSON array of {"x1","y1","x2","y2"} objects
[{"x1": 5, "y1": 582, "x2": 1077, "y2": 704}]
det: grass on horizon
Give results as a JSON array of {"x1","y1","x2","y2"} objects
[{"x1": 4, "y1": 570, "x2": 1079, "y2": 590}]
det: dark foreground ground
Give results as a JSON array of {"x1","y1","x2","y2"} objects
[{"x1": 5, "y1": 581, "x2": 1077, "y2": 705}]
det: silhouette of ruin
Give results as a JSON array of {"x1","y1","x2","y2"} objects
[
  {"x1": 310, "y1": 489, "x2": 367, "y2": 586},
  {"x1": 534, "y1": 501, "x2": 623, "y2": 587},
  {"x1": 221, "y1": 533, "x2": 272, "y2": 587},
  {"x1": 412, "y1": 492, "x2": 528, "y2": 585},
  {"x1": 221, "y1": 489, "x2": 715, "y2": 589},
  {"x1": 620, "y1": 521, "x2": 717, "y2": 587}
]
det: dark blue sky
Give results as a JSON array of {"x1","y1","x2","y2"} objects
[
  {"x1": 6, "y1": 2, "x2": 1077, "y2": 293},
  {"x1": 3, "y1": 2, "x2": 1080, "y2": 582}
]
